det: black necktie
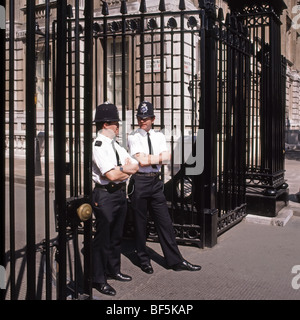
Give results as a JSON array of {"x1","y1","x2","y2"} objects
[
  {"x1": 112, "y1": 140, "x2": 121, "y2": 166},
  {"x1": 147, "y1": 132, "x2": 157, "y2": 169}
]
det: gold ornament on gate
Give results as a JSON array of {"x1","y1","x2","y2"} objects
[{"x1": 77, "y1": 203, "x2": 92, "y2": 222}]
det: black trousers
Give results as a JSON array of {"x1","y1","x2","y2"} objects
[
  {"x1": 92, "y1": 187, "x2": 127, "y2": 284},
  {"x1": 130, "y1": 174, "x2": 183, "y2": 267}
]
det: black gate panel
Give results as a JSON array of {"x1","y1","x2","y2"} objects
[
  {"x1": 214, "y1": 10, "x2": 250, "y2": 235},
  {"x1": 93, "y1": 1, "x2": 207, "y2": 247},
  {"x1": 3, "y1": 0, "x2": 287, "y2": 300},
  {"x1": 227, "y1": 1, "x2": 289, "y2": 216}
]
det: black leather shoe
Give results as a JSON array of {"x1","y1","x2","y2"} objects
[
  {"x1": 107, "y1": 273, "x2": 132, "y2": 282},
  {"x1": 141, "y1": 265, "x2": 154, "y2": 274},
  {"x1": 171, "y1": 260, "x2": 201, "y2": 272},
  {"x1": 92, "y1": 282, "x2": 116, "y2": 296}
]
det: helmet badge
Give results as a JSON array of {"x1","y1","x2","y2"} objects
[{"x1": 140, "y1": 103, "x2": 148, "y2": 114}]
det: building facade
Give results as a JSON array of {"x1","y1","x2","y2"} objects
[{"x1": 5, "y1": 0, "x2": 300, "y2": 159}]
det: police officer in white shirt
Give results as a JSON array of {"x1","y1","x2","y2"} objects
[
  {"x1": 92, "y1": 103, "x2": 139, "y2": 296},
  {"x1": 128, "y1": 101, "x2": 201, "y2": 274}
]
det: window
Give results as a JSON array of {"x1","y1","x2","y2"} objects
[
  {"x1": 107, "y1": 40, "x2": 129, "y2": 108},
  {"x1": 36, "y1": 45, "x2": 52, "y2": 111}
]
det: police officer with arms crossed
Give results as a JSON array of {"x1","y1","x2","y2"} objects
[
  {"x1": 128, "y1": 101, "x2": 201, "y2": 274},
  {"x1": 92, "y1": 103, "x2": 139, "y2": 296}
]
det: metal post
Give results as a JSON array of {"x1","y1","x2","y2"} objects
[
  {"x1": 74, "y1": 0, "x2": 80, "y2": 196},
  {"x1": 55, "y1": 0, "x2": 67, "y2": 300},
  {"x1": 203, "y1": 1, "x2": 218, "y2": 247},
  {"x1": 25, "y1": 0, "x2": 37, "y2": 300},
  {"x1": 203, "y1": 1, "x2": 217, "y2": 209},
  {"x1": 0, "y1": 0, "x2": 6, "y2": 301},
  {"x1": 159, "y1": 0, "x2": 165, "y2": 131},
  {"x1": 44, "y1": 0, "x2": 51, "y2": 300},
  {"x1": 139, "y1": 2, "x2": 145, "y2": 101},
  {"x1": 121, "y1": 0, "x2": 127, "y2": 146},
  {"x1": 8, "y1": 0, "x2": 16, "y2": 300},
  {"x1": 83, "y1": 0, "x2": 94, "y2": 298}
]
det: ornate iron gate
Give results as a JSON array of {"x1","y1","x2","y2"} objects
[
  {"x1": 227, "y1": 0, "x2": 289, "y2": 217},
  {"x1": 2, "y1": 0, "x2": 286, "y2": 300}
]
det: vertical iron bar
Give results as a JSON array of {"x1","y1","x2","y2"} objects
[
  {"x1": 159, "y1": 10, "x2": 165, "y2": 178},
  {"x1": 245, "y1": 34, "x2": 251, "y2": 203},
  {"x1": 44, "y1": 0, "x2": 51, "y2": 300},
  {"x1": 0, "y1": 0, "x2": 6, "y2": 302},
  {"x1": 170, "y1": 24, "x2": 175, "y2": 221},
  {"x1": 68, "y1": 19, "x2": 74, "y2": 196},
  {"x1": 120, "y1": 8, "x2": 127, "y2": 131},
  {"x1": 8, "y1": 0, "x2": 16, "y2": 300},
  {"x1": 102, "y1": 16, "x2": 108, "y2": 102},
  {"x1": 217, "y1": 19, "x2": 223, "y2": 217},
  {"x1": 204, "y1": 5, "x2": 217, "y2": 210},
  {"x1": 198, "y1": 7, "x2": 206, "y2": 248},
  {"x1": 254, "y1": 26, "x2": 259, "y2": 170},
  {"x1": 190, "y1": 28, "x2": 195, "y2": 225},
  {"x1": 131, "y1": 32, "x2": 135, "y2": 128},
  {"x1": 52, "y1": 20, "x2": 56, "y2": 124},
  {"x1": 121, "y1": 9, "x2": 127, "y2": 146},
  {"x1": 25, "y1": 0, "x2": 36, "y2": 300},
  {"x1": 74, "y1": 0, "x2": 80, "y2": 196},
  {"x1": 67, "y1": 17, "x2": 78, "y2": 299},
  {"x1": 72, "y1": 226, "x2": 79, "y2": 299},
  {"x1": 269, "y1": 17, "x2": 275, "y2": 175},
  {"x1": 112, "y1": 34, "x2": 116, "y2": 106},
  {"x1": 231, "y1": 37, "x2": 237, "y2": 209},
  {"x1": 140, "y1": 12, "x2": 145, "y2": 101},
  {"x1": 224, "y1": 26, "x2": 232, "y2": 214},
  {"x1": 160, "y1": 11, "x2": 165, "y2": 131},
  {"x1": 95, "y1": 33, "x2": 98, "y2": 108},
  {"x1": 83, "y1": 0, "x2": 94, "y2": 298},
  {"x1": 260, "y1": 23, "x2": 266, "y2": 170},
  {"x1": 55, "y1": 0, "x2": 67, "y2": 300},
  {"x1": 151, "y1": 31, "x2": 154, "y2": 100},
  {"x1": 180, "y1": 7, "x2": 185, "y2": 218}
]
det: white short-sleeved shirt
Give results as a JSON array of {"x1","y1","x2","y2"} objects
[
  {"x1": 127, "y1": 128, "x2": 168, "y2": 173},
  {"x1": 92, "y1": 133, "x2": 137, "y2": 185}
]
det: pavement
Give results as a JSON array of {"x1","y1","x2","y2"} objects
[{"x1": 4, "y1": 154, "x2": 300, "y2": 301}]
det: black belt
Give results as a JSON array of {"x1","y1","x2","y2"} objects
[
  {"x1": 134, "y1": 172, "x2": 160, "y2": 177},
  {"x1": 95, "y1": 182, "x2": 126, "y2": 193}
]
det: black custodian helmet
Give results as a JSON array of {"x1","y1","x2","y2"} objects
[
  {"x1": 94, "y1": 102, "x2": 121, "y2": 122},
  {"x1": 136, "y1": 101, "x2": 155, "y2": 119}
]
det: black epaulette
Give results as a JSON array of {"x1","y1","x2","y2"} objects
[{"x1": 95, "y1": 141, "x2": 102, "y2": 147}]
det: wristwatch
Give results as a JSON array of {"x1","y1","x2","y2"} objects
[{"x1": 120, "y1": 166, "x2": 124, "y2": 172}]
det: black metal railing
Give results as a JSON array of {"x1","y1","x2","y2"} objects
[
  {"x1": 3, "y1": 0, "x2": 287, "y2": 300},
  {"x1": 0, "y1": 0, "x2": 6, "y2": 302},
  {"x1": 229, "y1": 1, "x2": 289, "y2": 216}
]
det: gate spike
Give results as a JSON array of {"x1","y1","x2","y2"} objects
[
  {"x1": 179, "y1": 0, "x2": 186, "y2": 11},
  {"x1": 159, "y1": 0, "x2": 166, "y2": 12},
  {"x1": 120, "y1": 0, "x2": 127, "y2": 14},
  {"x1": 218, "y1": 7, "x2": 224, "y2": 22},
  {"x1": 198, "y1": 0, "x2": 205, "y2": 9},
  {"x1": 139, "y1": 0, "x2": 147, "y2": 13},
  {"x1": 101, "y1": 1, "x2": 109, "y2": 16},
  {"x1": 225, "y1": 13, "x2": 230, "y2": 26}
]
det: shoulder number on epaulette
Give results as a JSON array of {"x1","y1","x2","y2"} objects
[{"x1": 95, "y1": 141, "x2": 102, "y2": 147}]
